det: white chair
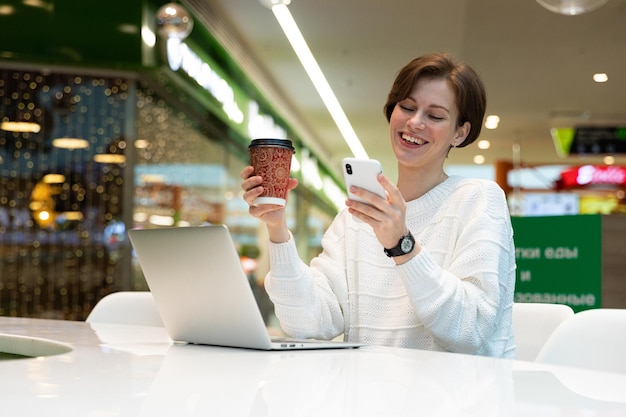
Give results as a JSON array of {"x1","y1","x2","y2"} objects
[
  {"x1": 535, "y1": 308, "x2": 626, "y2": 374},
  {"x1": 86, "y1": 291, "x2": 164, "y2": 327},
  {"x1": 512, "y1": 302, "x2": 574, "y2": 361}
]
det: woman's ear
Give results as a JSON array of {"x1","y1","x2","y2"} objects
[{"x1": 454, "y1": 121, "x2": 470, "y2": 147}]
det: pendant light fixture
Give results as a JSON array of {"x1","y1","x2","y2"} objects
[
  {"x1": 93, "y1": 137, "x2": 127, "y2": 164},
  {"x1": 156, "y1": 2, "x2": 194, "y2": 40},
  {"x1": 0, "y1": 73, "x2": 43, "y2": 133},
  {"x1": 0, "y1": 120, "x2": 41, "y2": 133}
]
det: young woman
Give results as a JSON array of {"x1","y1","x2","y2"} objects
[{"x1": 240, "y1": 52, "x2": 516, "y2": 358}]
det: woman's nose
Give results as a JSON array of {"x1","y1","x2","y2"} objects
[{"x1": 408, "y1": 113, "x2": 426, "y2": 130}]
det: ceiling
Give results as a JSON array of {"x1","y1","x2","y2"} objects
[{"x1": 188, "y1": 0, "x2": 626, "y2": 181}]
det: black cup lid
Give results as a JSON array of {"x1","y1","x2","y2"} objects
[{"x1": 249, "y1": 138, "x2": 295, "y2": 152}]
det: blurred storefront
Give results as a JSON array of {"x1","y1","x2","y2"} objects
[
  {"x1": 493, "y1": 161, "x2": 626, "y2": 311},
  {"x1": 496, "y1": 162, "x2": 626, "y2": 216},
  {"x1": 0, "y1": 0, "x2": 344, "y2": 320}
]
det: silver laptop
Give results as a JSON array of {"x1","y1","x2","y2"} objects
[{"x1": 128, "y1": 225, "x2": 362, "y2": 351}]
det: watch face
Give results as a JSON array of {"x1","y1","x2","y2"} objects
[{"x1": 401, "y1": 236, "x2": 414, "y2": 253}]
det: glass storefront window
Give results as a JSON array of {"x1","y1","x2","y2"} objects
[
  {"x1": 1, "y1": 70, "x2": 337, "y2": 322},
  {"x1": 0, "y1": 69, "x2": 132, "y2": 319},
  {"x1": 134, "y1": 86, "x2": 228, "y2": 228}
]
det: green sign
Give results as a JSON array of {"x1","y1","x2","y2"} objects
[
  {"x1": 551, "y1": 126, "x2": 626, "y2": 156},
  {"x1": 511, "y1": 215, "x2": 602, "y2": 312}
]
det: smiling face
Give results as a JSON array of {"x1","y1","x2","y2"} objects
[{"x1": 389, "y1": 77, "x2": 469, "y2": 174}]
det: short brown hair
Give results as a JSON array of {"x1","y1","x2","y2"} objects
[{"x1": 383, "y1": 52, "x2": 486, "y2": 147}]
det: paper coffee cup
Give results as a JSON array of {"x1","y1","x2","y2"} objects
[{"x1": 248, "y1": 138, "x2": 295, "y2": 206}]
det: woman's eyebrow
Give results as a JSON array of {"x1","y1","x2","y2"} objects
[{"x1": 428, "y1": 104, "x2": 451, "y2": 114}]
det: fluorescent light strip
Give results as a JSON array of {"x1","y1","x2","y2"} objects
[{"x1": 270, "y1": 4, "x2": 368, "y2": 159}]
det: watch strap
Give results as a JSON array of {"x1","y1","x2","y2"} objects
[{"x1": 383, "y1": 231, "x2": 415, "y2": 257}]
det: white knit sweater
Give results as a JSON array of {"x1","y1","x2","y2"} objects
[{"x1": 265, "y1": 176, "x2": 516, "y2": 358}]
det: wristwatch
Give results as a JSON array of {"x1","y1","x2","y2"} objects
[{"x1": 384, "y1": 231, "x2": 415, "y2": 257}]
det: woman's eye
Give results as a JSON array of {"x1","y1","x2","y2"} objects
[
  {"x1": 399, "y1": 104, "x2": 414, "y2": 112},
  {"x1": 429, "y1": 115, "x2": 444, "y2": 121}
]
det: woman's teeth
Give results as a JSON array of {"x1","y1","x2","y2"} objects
[{"x1": 401, "y1": 133, "x2": 426, "y2": 145}]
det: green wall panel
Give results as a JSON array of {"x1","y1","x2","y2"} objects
[{"x1": 0, "y1": 0, "x2": 143, "y2": 68}]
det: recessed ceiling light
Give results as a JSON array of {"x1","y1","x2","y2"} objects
[
  {"x1": 593, "y1": 73, "x2": 608, "y2": 83},
  {"x1": 485, "y1": 115, "x2": 500, "y2": 130},
  {"x1": 473, "y1": 155, "x2": 485, "y2": 165},
  {"x1": 536, "y1": 0, "x2": 608, "y2": 15},
  {"x1": 477, "y1": 139, "x2": 491, "y2": 150}
]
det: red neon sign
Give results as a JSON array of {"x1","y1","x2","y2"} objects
[{"x1": 559, "y1": 165, "x2": 626, "y2": 188}]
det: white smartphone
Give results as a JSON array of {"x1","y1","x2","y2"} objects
[{"x1": 342, "y1": 158, "x2": 386, "y2": 204}]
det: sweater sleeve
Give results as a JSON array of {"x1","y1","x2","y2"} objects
[
  {"x1": 263, "y1": 227, "x2": 346, "y2": 340},
  {"x1": 397, "y1": 181, "x2": 515, "y2": 354}
]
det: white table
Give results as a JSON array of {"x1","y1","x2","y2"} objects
[{"x1": 1, "y1": 316, "x2": 625, "y2": 416}]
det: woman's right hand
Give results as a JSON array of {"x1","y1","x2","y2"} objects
[{"x1": 240, "y1": 166, "x2": 298, "y2": 243}]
